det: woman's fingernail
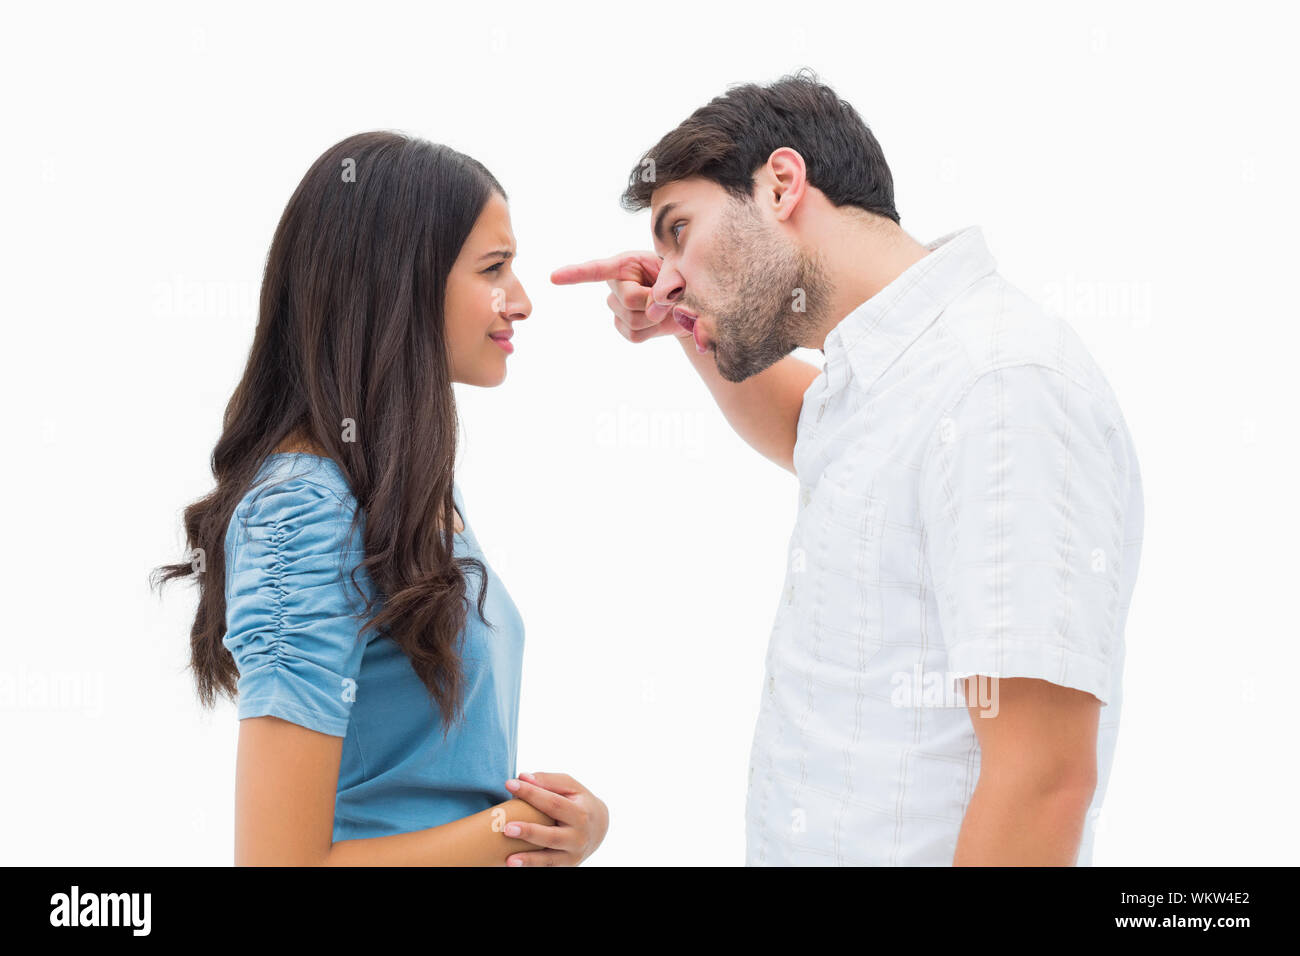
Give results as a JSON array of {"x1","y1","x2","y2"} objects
[
  {"x1": 508, "y1": 857, "x2": 523, "y2": 866},
  {"x1": 504, "y1": 824, "x2": 521, "y2": 837},
  {"x1": 505, "y1": 779, "x2": 519, "y2": 791},
  {"x1": 520, "y1": 772, "x2": 535, "y2": 781}
]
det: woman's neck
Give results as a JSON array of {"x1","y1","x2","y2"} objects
[{"x1": 273, "y1": 429, "x2": 327, "y2": 457}]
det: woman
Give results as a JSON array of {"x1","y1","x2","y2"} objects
[{"x1": 153, "y1": 131, "x2": 608, "y2": 865}]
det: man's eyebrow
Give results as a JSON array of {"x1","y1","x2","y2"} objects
[
  {"x1": 652, "y1": 202, "x2": 680, "y2": 248},
  {"x1": 478, "y1": 248, "x2": 514, "y2": 261}
]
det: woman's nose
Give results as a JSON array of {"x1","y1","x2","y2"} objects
[{"x1": 508, "y1": 281, "x2": 531, "y2": 321}]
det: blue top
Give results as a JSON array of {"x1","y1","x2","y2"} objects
[{"x1": 222, "y1": 453, "x2": 525, "y2": 842}]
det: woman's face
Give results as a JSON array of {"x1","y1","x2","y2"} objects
[{"x1": 445, "y1": 191, "x2": 531, "y2": 387}]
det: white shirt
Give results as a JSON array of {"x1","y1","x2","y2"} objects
[{"x1": 745, "y1": 225, "x2": 1143, "y2": 866}]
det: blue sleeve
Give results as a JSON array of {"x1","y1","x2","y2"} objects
[{"x1": 222, "y1": 474, "x2": 371, "y2": 736}]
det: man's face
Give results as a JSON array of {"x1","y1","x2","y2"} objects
[{"x1": 649, "y1": 176, "x2": 829, "y2": 382}]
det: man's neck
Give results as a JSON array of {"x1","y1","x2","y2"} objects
[{"x1": 800, "y1": 215, "x2": 932, "y2": 352}]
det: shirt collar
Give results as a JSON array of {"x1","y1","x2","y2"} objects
[{"x1": 820, "y1": 225, "x2": 997, "y2": 395}]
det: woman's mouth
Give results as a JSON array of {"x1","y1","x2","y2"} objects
[{"x1": 489, "y1": 329, "x2": 514, "y2": 354}]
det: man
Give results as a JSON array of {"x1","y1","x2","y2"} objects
[{"x1": 552, "y1": 71, "x2": 1143, "y2": 866}]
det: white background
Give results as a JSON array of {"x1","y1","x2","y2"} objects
[{"x1": 2, "y1": 1, "x2": 1296, "y2": 866}]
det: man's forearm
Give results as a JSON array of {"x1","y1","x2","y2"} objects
[
  {"x1": 952, "y1": 778, "x2": 1095, "y2": 866},
  {"x1": 322, "y1": 797, "x2": 554, "y2": 866},
  {"x1": 676, "y1": 334, "x2": 820, "y2": 474}
]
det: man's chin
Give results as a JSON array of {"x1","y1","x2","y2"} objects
[
  {"x1": 716, "y1": 349, "x2": 779, "y2": 384},
  {"x1": 715, "y1": 339, "x2": 797, "y2": 383}
]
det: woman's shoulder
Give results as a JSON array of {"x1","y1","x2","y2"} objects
[
  {"x1": 227, "y1": 455, "x2": 362, "y2": 561},
  {"x1": 243, "y1": 453, "x2": 354, "y2": 507},
  {"x1": 228, "y1": 453, "x2": 466, "y2": 550},
  {"x1": 222, "y1": 456, "x2": 374, "y2": 732}
]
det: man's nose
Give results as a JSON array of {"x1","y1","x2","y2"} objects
[{"x1": 648, "y1": 266, "x2": 685, "y2": 322}]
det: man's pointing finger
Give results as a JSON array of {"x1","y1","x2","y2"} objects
[
  {"x1": 551, "y1": 251, "x2": 661, "y2": 286},
  {"x1": 550, "y1": 256, "x2": 623, "y2": 285}
]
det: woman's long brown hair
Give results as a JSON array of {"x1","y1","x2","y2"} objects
[{"x1": 152, "y1": 131, "x2": 500, "y2": 730}]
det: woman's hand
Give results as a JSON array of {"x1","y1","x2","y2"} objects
[{"x1": 502, "y1": 771, "x2": 609, "y2": 866}]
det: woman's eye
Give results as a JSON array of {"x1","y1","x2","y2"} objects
[
  {"x1": 672, "y1": 222, "x2": 685, "y2": 242},
  {"x1": 484, "y1": 262, "x2": 504, "y2": 274}
]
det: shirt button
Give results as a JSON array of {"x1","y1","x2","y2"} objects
[
  {"x1": 784, "y1": 583, "x2": 795, "y2": 604},
  {"x1": 768, "y1": 675, "x2": 776, "y2": 696},
  {"x1": 800, "y1": 488, "x2": 812, "y2": 508}
]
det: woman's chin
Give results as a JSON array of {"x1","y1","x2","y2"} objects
[
  {"x1": 475, "y1": 361, "x2": 509, "y2": 388},
  {"x1": 451, "y1": 350, "x2": 510, "y2": 388}
]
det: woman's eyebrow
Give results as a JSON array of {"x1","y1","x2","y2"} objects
[{"x1": 478, "y1": 249, "x2": 514, "y2": 261}]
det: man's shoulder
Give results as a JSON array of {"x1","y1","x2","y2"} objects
[{"x1": 929, "y1": 272, "x2": 1124, "y2": 414}]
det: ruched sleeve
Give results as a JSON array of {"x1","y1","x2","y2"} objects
[{"x1": 222, "y1": 472, "x2": 371, "y2": 737}]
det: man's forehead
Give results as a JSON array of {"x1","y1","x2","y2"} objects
[
  {"x1": 650, "y1": 175, "x2": 736, "y2": 220},
  {"x1": 649, "y1": 177, "x2": 705, "y2": 211}
]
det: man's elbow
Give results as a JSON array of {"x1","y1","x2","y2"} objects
[{"x1": 1037, "y1": 774, "x2": 1097, "y2": 826}]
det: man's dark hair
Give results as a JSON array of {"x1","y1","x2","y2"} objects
[{"x1": 620, "y1": 68, "x2": 900, "y2": 224}]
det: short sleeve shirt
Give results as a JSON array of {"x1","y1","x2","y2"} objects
[
  {"x1": 222, "y1": 453, "x2": 526, "y2": 841},
  {"x1": 745, "y1": 225, "x2": 1144, "y2": 866}
]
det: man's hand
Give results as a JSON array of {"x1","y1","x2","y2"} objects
[
  {"x1": 552, "y1": 250, "x2": 817, "y2": 474},
  {"x1": 551, "y1": 252, "x2": 690, "y2": 343},
  {"x1": 502, "y1": 771, "x2": 610, "y2": 866}
]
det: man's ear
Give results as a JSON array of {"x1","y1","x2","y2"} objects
[{"x1": 760, "y1": 147, "x2": 809, "y2": 223}]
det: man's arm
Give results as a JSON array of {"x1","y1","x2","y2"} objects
[
  {"x1": 918, "y1": 365, "x2": 1131, "y2": 865},
  {"x1": 673, "y1": 333, "x2": 820, "y2": 474},
  {"x1": 952, "y1": 677, "x2": 1100, "y2": 866},
  {"x1": 551, "y1": 251, "x2": 820, "y2": 475}
]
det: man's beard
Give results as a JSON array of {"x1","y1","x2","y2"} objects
[{"x1": 703, "y1": 199, "x2": 831, "y2": 383}]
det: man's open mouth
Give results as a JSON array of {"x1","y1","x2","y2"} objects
[{"x1": 673, "y1": 307, "x2": 709, "y2": 353}]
